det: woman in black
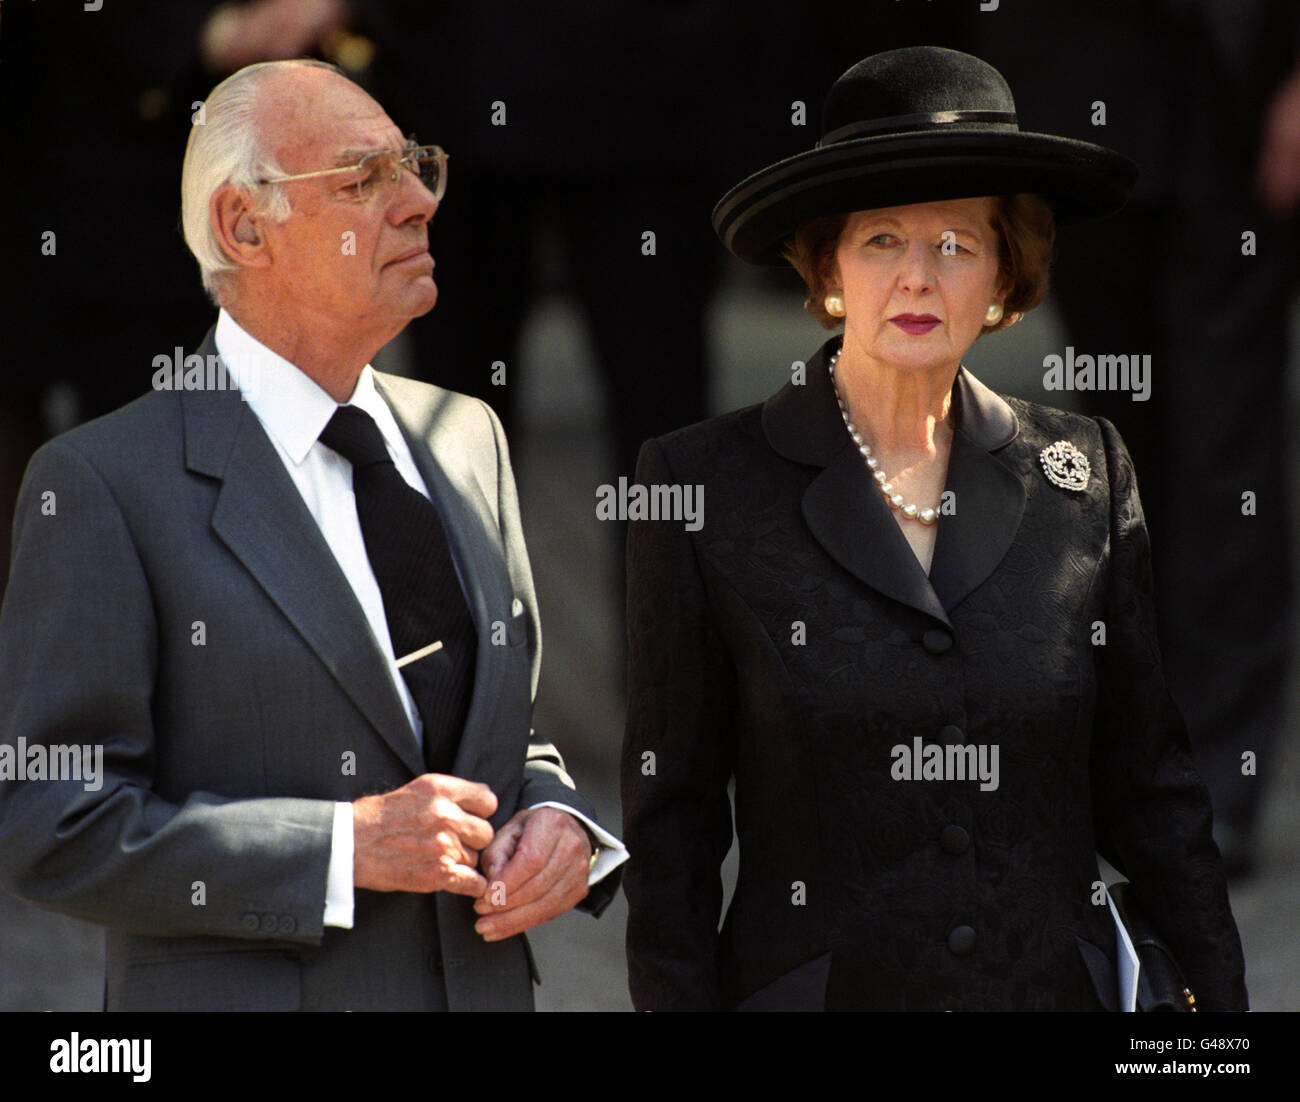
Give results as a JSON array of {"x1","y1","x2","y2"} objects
[{"x1": 621, "y1": 46, "x2": 1247, "y2": 1011}]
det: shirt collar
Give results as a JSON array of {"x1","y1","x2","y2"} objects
[{"x1": 214, "y1": 309, "x2": 406, "y2": 465}]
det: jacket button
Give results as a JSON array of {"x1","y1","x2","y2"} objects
[
  {"x1": 259, "y1": 914, "x2": 278, "y2": 934},
  {"x1": 241, "y1": 913, "x2": 260, "y2": 933},
  {"x1": 921, "y1": 629, "x2": 953, "y2": 654},
  {"x1": 277, "y1": 915, "x2": 296, "y2": 935},
  {"x1": 427, "y1": 953, "x2": 443, "y2": 975},
  {"x1": 939, "y1": 724, "x2": 965, "y2": 744},
  {"x1": 948, "y1": 925, "x2": 976, "y2": 956},
  {"x1": 939, "y1": 825, "x2": 970, "y2": 855}
]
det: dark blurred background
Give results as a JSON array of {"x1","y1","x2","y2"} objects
[{"x1": 1, "y1": 0, "x2": 1297, "y2": 1010}]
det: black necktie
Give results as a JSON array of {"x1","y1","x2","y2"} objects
[{"x1": 319, "y1": 405, "x2": 477, "y2": 773}]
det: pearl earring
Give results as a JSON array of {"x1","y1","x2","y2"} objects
[
  {"x1": 985, "y1": 302, "x2": 1004, "y2": 325},
  {"x1": 825, "y1": 294, "x2": 846, "y2": 317}
]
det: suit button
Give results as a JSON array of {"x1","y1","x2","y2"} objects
[
  {"x1": 939, "y1": 725, "x2": 965, "y2": 745},
  {"x1": 948, "y1": 925, "x2": 976, "y2": 956},
  {"x1": 427, "y1": 953, "x2": 443, "y2": 975},
  {"x1": 921, "y1": 629, "x2": 953, "y2": 654},
  {"x1": 277, "y1": 915, "x2": 296, "y2": 935},
  {"x1": 939, "y1": 825, "x2": 970, "y2": 855},
  {"x1": 259, "y1": 914, "x2": 278, "y2": 934},
  {"x1": 241, "y1": 913, "x2": 260, "y2": 933}
]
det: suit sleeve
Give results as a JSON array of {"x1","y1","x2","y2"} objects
[
  {"x1": 1089, "y1": 418, "x2": 1248, "y2": 1011},
  {"x1": 621, "y1": 438, "x2": 737, "y2": 1010},
  {"x1": 0, "y1": 441, "x2": 335, "y2": 942},
  {"x1": 480, "y1": 399, "x2": 621, "y2": 915}
]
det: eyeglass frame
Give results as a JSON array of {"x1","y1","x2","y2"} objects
[{"x1": 257, "y1": 141, "x2": 447, "y2": 203}]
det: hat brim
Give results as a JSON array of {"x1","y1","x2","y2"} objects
[{"x1": 712, "y1": 130, "x2": 1138, "y2": 265}]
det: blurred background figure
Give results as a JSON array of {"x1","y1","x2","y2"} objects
[
  {"x1": 1, "y1": 0, "x2": 355, "y2": 604},
  {"x1": 351, "y1": 2, "x2": 727, "y2": 478},
  {"x1": 964, "y1": 0, "x2": 1300, "y2": 879}
]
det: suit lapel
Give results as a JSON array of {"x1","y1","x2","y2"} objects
[
  {"x1": 764, "y1": 338, "x2": 1024, "y2": 624},
  {"x1": 182, "y1": 334, "x2": 424, "y2": 776}
]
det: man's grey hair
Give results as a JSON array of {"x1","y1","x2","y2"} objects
[{"x1": 181, "y1": 59, "x2": 342, "y2": 304}]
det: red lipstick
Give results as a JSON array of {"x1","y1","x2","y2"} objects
[{"x1": 891, "y1": 313, "x2": 940, "y2": 335}]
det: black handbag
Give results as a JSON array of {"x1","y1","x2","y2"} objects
[{"x1": 1109, "y1": 881, "x2": 1197, "y2": 1012}]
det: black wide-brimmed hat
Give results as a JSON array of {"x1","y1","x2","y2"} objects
[{"x1": 713, "y1": 46, "x2": 1137, "y2": 265}]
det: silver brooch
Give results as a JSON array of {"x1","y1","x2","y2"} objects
[{"x1": 1039, "y1": 440, "x2": 1090, "y2": 491}]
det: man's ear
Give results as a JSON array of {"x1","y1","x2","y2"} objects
[{"x1": 210, "y1": 185, "x2": 272, "y2": 270}]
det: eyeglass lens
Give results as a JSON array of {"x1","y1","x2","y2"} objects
[{"x1": 353, "y1": 148, "x2": 444, "y2": 200}]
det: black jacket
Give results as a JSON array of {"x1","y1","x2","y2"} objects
[{"x1": 622, "y1": 337, "x2": 1247, "y2": 1011}]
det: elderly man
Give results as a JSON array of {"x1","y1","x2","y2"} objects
[{"x1": 0, "y1": 59, "x2": 624, "y2": 1011}]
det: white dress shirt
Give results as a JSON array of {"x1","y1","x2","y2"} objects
[{"x1": 215, "y1": 310, "x2": 626, "y2": 928}]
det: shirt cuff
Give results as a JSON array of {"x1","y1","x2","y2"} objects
[
  {"x1": 323, "y1": 801, "x2": 355, "y2": 928},
  {"x1": 529, "y1": 801, "x2": 629, "y2": 885}
]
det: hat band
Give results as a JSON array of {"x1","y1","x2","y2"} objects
[{"x1": 818, "y1": 109, "x2": 1019, "y2": 147}]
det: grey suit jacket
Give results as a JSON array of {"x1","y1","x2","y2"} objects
[{"x1": 0, "y1": 331, "x2": 611, "y2": 1010}]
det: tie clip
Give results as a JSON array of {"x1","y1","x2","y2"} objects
[{"x1": 395, "y1": 640, "x2": 443, "y2": 668}]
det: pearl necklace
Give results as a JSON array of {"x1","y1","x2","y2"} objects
[{"x1": 828, "y1": 350, "x2": 939, "y2": 525}]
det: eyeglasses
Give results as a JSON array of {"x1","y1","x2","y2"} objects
[{"x1": 258, "y1": 143, "x2": 447, "y2": 203}]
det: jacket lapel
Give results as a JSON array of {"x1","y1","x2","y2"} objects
[
  {"x1": 804, "y1": 442, "x2": 952, "y2": 627},
  {"x1": 928, "y1": 369, "x2": 1026, "y2": 611},
  {"x1": 763, "y1": 338, "x2": 1024, "y2": 625},
  {"x1": 182, "y1": 333, "x2": 425, "y2": 776}
]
